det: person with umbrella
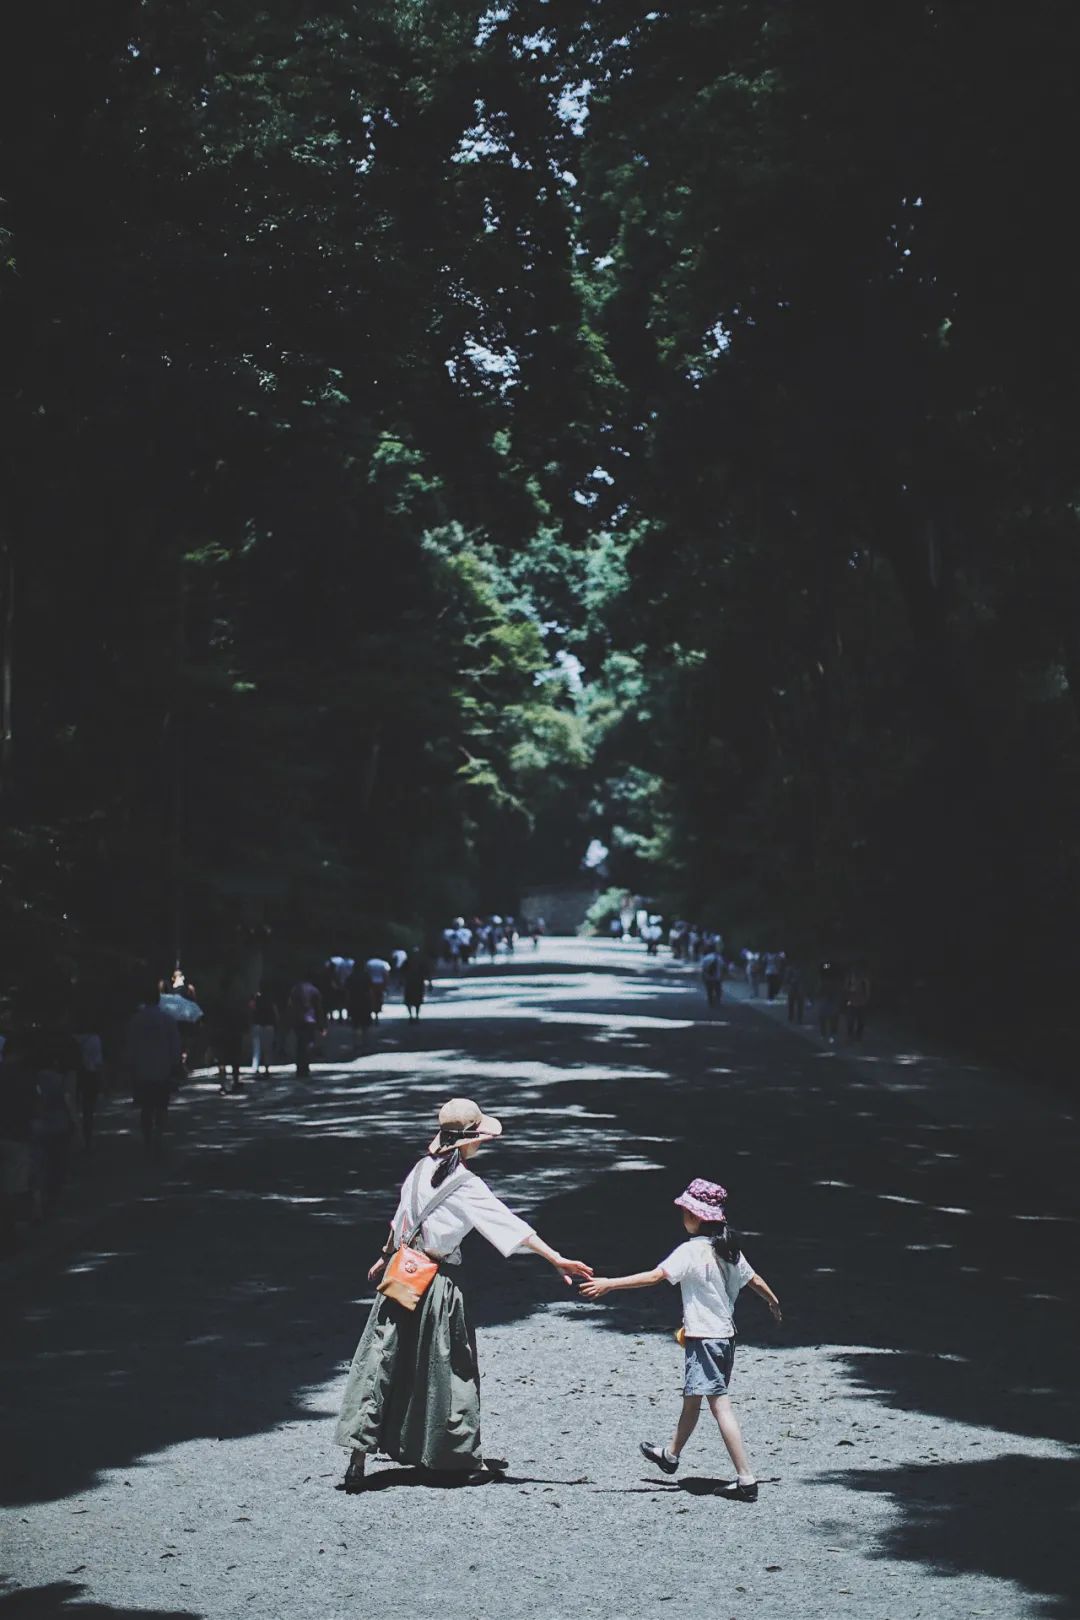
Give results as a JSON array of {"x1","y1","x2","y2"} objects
[{"x1": 125, "y1": 983, "x2": 183, "y2": 1154}]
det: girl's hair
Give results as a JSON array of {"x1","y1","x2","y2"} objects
[{"x1": 699, "y1": 1218, "x2": 741, "y2": 1265}]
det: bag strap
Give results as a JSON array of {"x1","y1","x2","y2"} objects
[{"x1": 402, "y1": 1164, "x2": 466, "y2": 1249}]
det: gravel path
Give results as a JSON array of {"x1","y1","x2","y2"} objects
[{"x1": 2, "y1": 940, "x2": 1077, "y2": 1620}]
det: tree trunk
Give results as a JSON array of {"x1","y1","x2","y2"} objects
[
  {"x1": 0, "y1": 537, "x2": 13, "y2": 797},
  {"x1": 169, "y1": 554, "x2": 188, "y2": 969},
  {"x1": 359, "y1": 733, "x2": 382, "y2": 813}
]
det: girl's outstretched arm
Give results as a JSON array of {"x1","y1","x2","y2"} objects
[
  {"x1": 747, "y1": 1272, "x2": 782, "y2": 1321},
  {"x1": 580, "y1": 1266, "x2": 666, "y2": 1299}
]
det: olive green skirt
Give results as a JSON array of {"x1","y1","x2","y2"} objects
[{"x1": 334, "y1": 1264, "x2": 483, "y2": 1471}]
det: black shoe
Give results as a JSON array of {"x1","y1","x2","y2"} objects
[
  {"x1": 718, "y1": 1479, "x2": 758, "y2": 1502},
  {"x1": 342, "y1": 1453, "x2": 367, "y2": 1493},
  {"x1": 481, "y1": 1456, "x2": 508, "y2": 1474},
  {"x1": 640, "y1": 1442, "x2": 679, "y2": 1475}
]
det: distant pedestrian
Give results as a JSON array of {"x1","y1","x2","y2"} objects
[
  {"x1": 0, "y1": 1038, "x2": 38, "y2": 1251},
  {"x1": 74, "y1": 1029, "x2": 105, "y2": 1145},
  {"x1": 764, "y1": 952, "x2": 784, "y2": 1001},
  {"x1": 402, "y1": 949, "x2": 429, "y2": 1021},
  {"x1": 31, "y1": 1064, "x2": 76, "y2": 1217},
  {"x1": 817, "y1": 962, "x2": 843, "y2": 1044},
  {"x1": 125, "y1": 987, "x2": 183, "y2": 1153},
  {"x1": 580, "y1": 1178, "x2": 781, "y2": 1502},
  {"x1": 844, "y1": 963, "x2": 871, "y2": 1040},
  {"x1": 288, "y1": 977, "x2": 325, "y2": 1078},
  {"x1": 609, "y1": 916, "x2": 624, "y2": 943},
  {"x1": 365, "y1": 957, "x2": 391, "y2": 1019},
  {"x1": 251, "y1": 987, "x2": 278, "y2": 1076},
  {"x1": 330, "y1": 958, "x2": 356, "y2": 1021},
  {"x1": 346, "y1": 971, "x2": 373, "y2": 1052},
  {"x1": 218, "y1": 987, "x2": 252, "y2": 1095},
  {"x1": 784, "y1": 963, "x2": 805, "y2": 1025},
  {"x1": 701, "y1": 949, "x2": 725, "y2": 1008}
]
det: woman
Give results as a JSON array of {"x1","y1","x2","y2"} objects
[
  {"x1": 335, "y1": 1098, "x2": 592, "y2": 1489},
  {"x1": 402, "y1": 948, "x2": 429, "y2": 1021}
]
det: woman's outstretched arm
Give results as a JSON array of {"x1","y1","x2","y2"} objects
[{"x1": 521, "y1": 1232, "x2": 593, "y2": 1285}]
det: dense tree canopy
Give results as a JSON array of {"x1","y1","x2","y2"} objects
[{"x1": 2, "y1": 2, "x2": 1079, "y2": 1032}]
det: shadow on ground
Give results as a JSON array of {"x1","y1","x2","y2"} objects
[
  {"x1": 346, "y1": 1466, "x2": 592, "y2": 1491},
  {"x1": 0, "y1": 1584, "x2": 198, "y2": 1620},
  {"x1": 815, "y1": 1454, "x2": 1080, "y2": 1619}
]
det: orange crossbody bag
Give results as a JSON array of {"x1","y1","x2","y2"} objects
[{"x1": 377, "y1": 1168, "x2": 464, "y2": 1311}]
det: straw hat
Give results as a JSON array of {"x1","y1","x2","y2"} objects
[
  {"x1": 674, "y1": 1178, "x2": 728, "y2": 1222},
  {"x1": 428, "y1": 1097, "x2": 503, "y2": 1156}
]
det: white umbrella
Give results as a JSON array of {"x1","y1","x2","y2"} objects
[{"x1": 159, "y1": 993, "x2": 204, "y2": 1022}]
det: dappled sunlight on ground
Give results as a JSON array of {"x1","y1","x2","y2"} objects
[{"x1": 3, "y1": 939, "x2": 1078, "y2": 1618}]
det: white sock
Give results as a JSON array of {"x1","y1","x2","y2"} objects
[{"x1": 737, "y1": 1472, "x2": 756, "y2": 1485}]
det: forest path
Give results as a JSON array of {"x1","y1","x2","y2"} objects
[{"x1": 3, "y1": 940, "x2": 1077, "y2": 1620}]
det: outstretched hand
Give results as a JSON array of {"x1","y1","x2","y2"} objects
[
  {"x1": 367, "y1": 1257, "x2": 387, "y2": 1283},
  {"x1": 768, "y1": 1298, "x2": 783, "y2": 1323},
  {"x1": 578, "y1": 1277, "x2": 611, "y2": 1299},
  {"x1": 555, "y1": 1257, "x2": 593, "y2": 1286}
]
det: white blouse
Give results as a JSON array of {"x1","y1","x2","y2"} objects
[{"x1": 390, "y1": 1157, "x2": 535, "y2": 1261}]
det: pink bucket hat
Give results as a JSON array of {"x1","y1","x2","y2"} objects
[{"x1": 674, "y1": 1178, "x2": 728, "y2": 1222}]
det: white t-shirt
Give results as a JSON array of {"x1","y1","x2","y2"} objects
[
  {"x1": 365, "y1": 958, "x2": 391, "y2": 983},
  {"x1": 391, "y1": 1158, "x2": 535, "y2": 1261},
  {"x1": 659, "y1": 1237, "x2": 755, "y2": 1338}
]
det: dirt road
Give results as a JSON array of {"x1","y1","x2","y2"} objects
[{"x1": 3, "y1": 940, "x2": 1077, "y2": 1619}]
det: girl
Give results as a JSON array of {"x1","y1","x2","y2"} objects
[{"x1": 580, "y1": 1177, "x2": 781, "y2": 1501}]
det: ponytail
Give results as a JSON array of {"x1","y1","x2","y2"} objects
[
  {"x1": 701, "y1": 1218, "x2": 741, "y2": 1265},
  {"x1": 430, "y1": 1146, "x2": 461, "y2": 1188}
]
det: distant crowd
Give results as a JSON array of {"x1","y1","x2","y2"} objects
[
  {"x1": 606, "y1": 910, "x2": 872, "y2": 1042},
  {"x1": 438, "y1": 914, "x2": 545, "y2": 969},
  {"x1": 0, "y1": 907, "x2": 537, "y2": 1251},
  {"x1": 1, "y1": 905, "x2": 870, "y2": 1256}
]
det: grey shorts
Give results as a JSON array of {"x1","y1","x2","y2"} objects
[{"x1": 684, "y1": 1336, "x2": 735, "y2": 1397}]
